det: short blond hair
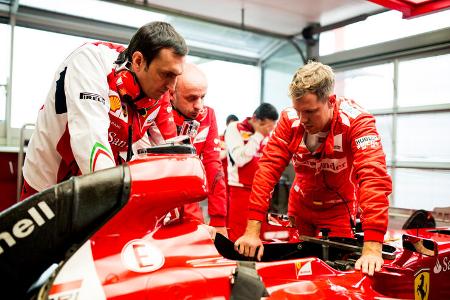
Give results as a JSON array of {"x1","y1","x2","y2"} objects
[{"x1": 288, "y1": 61, "x2": 335, "y2": 101}]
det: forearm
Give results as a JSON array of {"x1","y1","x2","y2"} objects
[
  {"x1": 362, "y1": 241, "x2": 382, "y2": 256},
  {"x1": 245, "y1": 219, "x2": 262, "y2": 236},
  {"x1": 248, "y1": 149, "x2": 291, "y2": 221}
]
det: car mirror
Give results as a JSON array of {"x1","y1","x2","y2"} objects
[{"x1": 402, "y1": 234, "x2": 437, "y2": 256}]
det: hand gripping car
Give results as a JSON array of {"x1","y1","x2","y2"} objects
[{"x1": 0, "y1": 145, "x2": 449, "y2": 299}]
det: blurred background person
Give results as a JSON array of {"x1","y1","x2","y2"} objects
[{"x1": 225, "y1": 103, "x2": 278, "y2": 241}]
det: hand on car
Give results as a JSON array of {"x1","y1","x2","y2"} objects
[
  {"x1": 355, "y1": 241, "x2": 384, "y2": 276},
  {"x1": 234, "y1": 220, "x2": 264, "y2": 260}
]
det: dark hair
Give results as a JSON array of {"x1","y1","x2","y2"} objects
[
  {"x1": 118, "y1": 21, "x2": 188, "y2": 65},
  {"x1": 253, "y1": 103, "x2": 278, "y2": 121},
  {"x1": 226, "y1": 114, "x2": 239, "y2": 125}
]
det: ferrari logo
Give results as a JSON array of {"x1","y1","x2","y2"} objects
[
  {"x1": 294, "y1": 260, "x2": 312, "y2": 278},
  {"x1": 414, "y1": 269, "x2": 430, "y2": 300},
  {"x1": 109, "y1": 95, "x2": 121, "y2": 112}
]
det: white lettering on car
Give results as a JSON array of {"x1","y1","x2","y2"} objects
[
  {"x1": 0, "y1": 201, "x2": 55, "y2": 255},
  {"x1": 434, "y1": 257, "x2": 449, "y2": 274}
]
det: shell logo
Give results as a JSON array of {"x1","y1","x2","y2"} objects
[{"x1": 109, "y1": 96, "x2": 121, "y2": 112}]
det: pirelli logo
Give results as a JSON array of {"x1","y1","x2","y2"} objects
[{"x1": 80, "y1": 92, "x2": 105, "y2": 105}]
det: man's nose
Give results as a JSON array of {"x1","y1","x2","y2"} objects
[
  {"x1": 193, "y1": 99, "x2": 203, "y2": 110},
  {"x1": 166, "y1": 78, "x2": 177, "y2": 91},
  {"x1": 300, "y1": 113, "x2": 307, "y2": 124}
]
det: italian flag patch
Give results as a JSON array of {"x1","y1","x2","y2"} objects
[{"x1": 89, "y1": 142, "x2": 114, "y2": 172}]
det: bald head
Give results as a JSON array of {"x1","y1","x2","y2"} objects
[{"x1": 172, "y1": 63, "x2": 208, "y2": 119}]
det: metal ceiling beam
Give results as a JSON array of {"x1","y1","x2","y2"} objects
[
  {"x1": 0, "y1": 4, "x2": 260, "y2": 65},
  {"x1": 101, "y1": 0, "x2": 290, "y2": 40}
]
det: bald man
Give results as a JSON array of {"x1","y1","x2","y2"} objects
[{"x1": 171, "y1": 63, "x2": 228, "y2": 237}]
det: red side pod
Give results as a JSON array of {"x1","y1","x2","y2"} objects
[{"x1": 95, "y1": 154, "x2": 207, "y2": 237}]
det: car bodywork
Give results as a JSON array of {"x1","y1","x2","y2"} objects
[{"x1": 0, "y1": 147, "x2": 449, "y2": 299}]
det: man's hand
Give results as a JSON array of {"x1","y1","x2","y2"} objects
[
  {"x1": 253, "y1": 120, "x2": 275, "y2": 137},
  {"x1": 234, "y1": 220, "x2": 264, "y2": 261},
  {"x1": 355, "y1": 241, "x2": 384, "y2": 276},
  {"x1": 214, "y1": 226, "x2": 228, "y2": 239}
]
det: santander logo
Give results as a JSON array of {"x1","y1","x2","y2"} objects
[
  {"x1": 434, "y1": 258, "x2": 442, "y2": 273},
  {"x1": 433, "y1": 257, "x2": 450, "y2": 274}
]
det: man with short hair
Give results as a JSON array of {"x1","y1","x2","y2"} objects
[
  {"x1": 171, "y1": 63, "x2": 228, "y2": 237},
  {"x1": 234, "y1": 61, "x2": 392, "y2": 276},
  {"x1": 225, "y1": 103, "x2": 279, "y2": 241},
  {"x1": 22, "y1": 22, "x2": 187, "y2": 199}
]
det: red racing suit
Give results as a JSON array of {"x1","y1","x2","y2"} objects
[
  {"x1": 225, "y1": 118, "x2": 269, "y2": 241},
  {"x1": 22, "y1": 42, "x2": 176, "y2": 197},
  {"x1": 248, "y1": 96, "x2": 392, "y2": 243},
  {"x1": 172, "y1": 106, "x2": 227, "y2": 227}
]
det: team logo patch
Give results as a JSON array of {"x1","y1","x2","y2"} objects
[
  {"x1": 294, "y1": 260, "x2": 313, "y2": 278},
  {"x1": 355, "y1": 135, "x2": 380, "y2": 150},
  {"x1": 121, "y1": 239, "x2": 165, "y2": 273},
  {"x1": 79, "y1": 92, "x2": 105, "y2": 105},
  {"x1": 109, "y1": 95, "x2": 121, "y2": 112},
  {"x1": 414, "y1": 269, "x2": 430, "y2": 300}
]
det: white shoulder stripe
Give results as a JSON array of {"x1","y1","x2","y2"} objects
[
  {"x1": 340, "y1": 113, "x2": 350, "y2": 126},
  {"x1": 340, "y1": 101, "x2": 361, "y2": 119}
]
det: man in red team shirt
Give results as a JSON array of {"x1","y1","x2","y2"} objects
[
  {"x1": 21, "y1": 22, "x2": 187, "y2": 200},
  {"x1": 170, "y1": 63, "x2": 228, "y2": 237},
  {"x1": 235, "y1": 61, "x2": 392, "y2": 276},
  {"x1": 225, "y1": 103, "x2": 279, "y2": 241}
]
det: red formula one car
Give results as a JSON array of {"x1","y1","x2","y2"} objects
[{"x1": 0, "y1": 145, "x2": 449, "y2": 299}]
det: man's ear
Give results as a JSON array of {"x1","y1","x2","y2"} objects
[
  {"x1": 131, "y1": 51, "x2": 144, "y2": 72},
  {"x1": 328, "y1": 94, "x2": 336, "y2": 107}
]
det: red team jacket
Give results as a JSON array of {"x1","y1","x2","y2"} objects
[
  {"x1": 23, "y1": 42, "x2": 176, "y2": 192},
  {"x1": 248, "y1": 97, "x2": 392, "y2": 243},
  {"x1": 172, "y1": 106, "x2": 227, "y2": 227}
]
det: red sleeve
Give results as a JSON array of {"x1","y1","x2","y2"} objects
[
  {"x1": 202, "y1": 108, "x2": 227, "y2": 227},
  {"x1": 248, "y1": 110, "x2": 296, "y2": 221},
  {"x1": 154, "y1": 93, "x2": 177, "y2": 140},
  {"x1": 350, "y1": 114, "x2": 392, "y2": 243}
]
